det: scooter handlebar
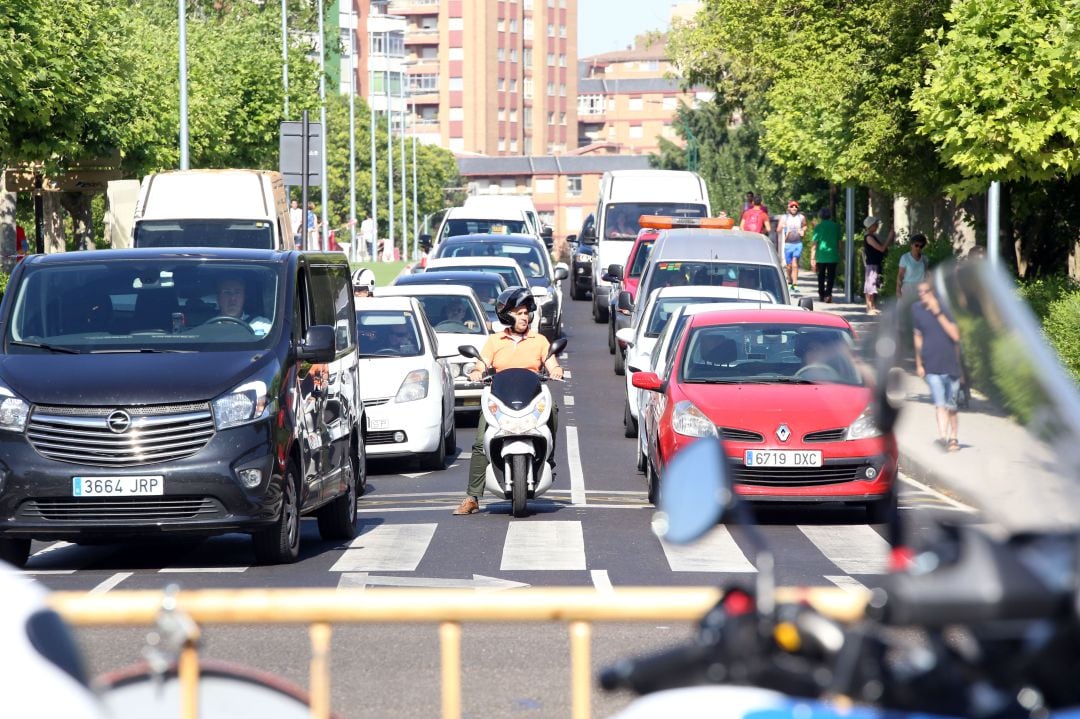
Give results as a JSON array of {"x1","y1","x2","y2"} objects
[{"x1": 599, "y1": 643, "x2": 710, "y2": 694}]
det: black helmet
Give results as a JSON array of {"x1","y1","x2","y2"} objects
[{"x1": 495, "y1": 287, "x2": 536, "y2": 326}]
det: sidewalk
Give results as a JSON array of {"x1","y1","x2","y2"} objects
[{"x1": 792, "y1": 269, "x2": 1007, "y2": 511}]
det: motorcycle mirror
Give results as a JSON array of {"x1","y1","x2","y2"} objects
[
  {"x1": 457, "y1": 345, "x2": 481, "y2": 360},
  {"x1": 547, "y1": 337, "x2": 568, "y2": 358},
  {"x1": 652, "y1": 437, "x2": 731, "y2": 545}
]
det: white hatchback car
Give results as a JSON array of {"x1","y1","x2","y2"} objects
[
  {"x1": 616, "y1": 285, "x2": 775, "y2": 437},
  {"x1": 355, "y1": 296, "x2": 456, "y2": 470},
  {"x1": 375, "y1": 284, "x2": 490, "y2": 415},
  {"x1": 423, "y1": 256, "x2": 540, "y2": 333}
]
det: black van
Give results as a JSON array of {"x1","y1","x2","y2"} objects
[{"x1": 0, "y1": 248, "x2": 364, "y2": 566}]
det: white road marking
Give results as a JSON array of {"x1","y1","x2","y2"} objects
[
  {"x1": 799, "y1": 525, "x2": 890, "y2": 575},
  {"x1": 564, "y1": 395, "x2": 575, "y2": 406},
  {"x1": 22, "y1": 570, "x2": 76, "y2": 575},
  {"x1": 337, "y1": 573, "x2": 528, "y2": 591},
  {"x1": 591, "y1": 569, "x2": 614, "y2": 594},
  {"x1": 160, "y1": 566, "x2": 248, "y2": 573},
  {"x1": 400, "y1": 471, "x2": 433, "y2": 479},
  {"x1": 566, "y1": 425, "x2": 587, "y2": 506},
  {"x1": 898, "y1": 473, "x2": 978, "y2": 513},
  {"x1": 358, "y1": 503, "x2": 648, "y2": 513},
  {"x1": 501, "y1": 521, "x2": 586, "y2": 571},
  {"x1": 330, "y1": 523, "x2": 437, "y2": 572},
  {"x1": 90, "y1": 572, "x2": 133, "y2": 594},
  {"x1": 564, "y1": 370, "x2": 572, "y2": 379},
  {"x1": 661, "y1": 526, "x2": 756, "y2": 573},
  {"x1": 825, "y1": 574, "x2": 868, "y2": 592}
]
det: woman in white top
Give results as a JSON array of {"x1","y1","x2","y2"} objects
[{"x1": 896, "y1": 233, "x2": 929, "y2": 298}]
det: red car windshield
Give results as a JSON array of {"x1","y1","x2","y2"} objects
[{"x1": 679, "y1": 324, "x2": 861, "y2": 386}]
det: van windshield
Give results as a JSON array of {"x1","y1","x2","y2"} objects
[
  {"x1": 640, "y1": 261, "x2": 785, "y2": 306},
  {"x1": 134, "y1": 220, "x2": 275, "y2": 249},
  {"x1": 5, "y1": 259, "x2": 281, "y2": 353},
  {"x1": 440, "y1": 218, "x2": 529, "y2": 240},
  {"x1": 604, "y1": 203, "x2": 706, "y2": 240}
]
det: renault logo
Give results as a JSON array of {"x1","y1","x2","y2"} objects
[
  {"x1": 107, "y1": 410, "x2": 132, "y2": 434},
  {"x1": 775, "y1": 423, "x2": 791, "y2": 443}
]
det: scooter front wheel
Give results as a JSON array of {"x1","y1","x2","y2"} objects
[{"x1": 510, "y1": 454, "x2": 529, "y2": 517}]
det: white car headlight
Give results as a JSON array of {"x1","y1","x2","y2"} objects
[
  {"x1": 213, "y1": 380, "x2": 269, "y2": 430},
  {"x1": 0, "y1": 386, "x2": 30, "y2": 433},
  {"x1": 671, "y1": 400, "x2": 718, "y2": 438},
  {"x1": 844, "y1": 406, "x2": 882, "y2": 440},
  {"x1": 395, "y1": 369, "x2": 429, "y2": 402}
]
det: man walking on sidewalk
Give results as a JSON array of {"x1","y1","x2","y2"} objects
[{"x1": 912, "y1": 279, "x2": 962, "y2": 452}]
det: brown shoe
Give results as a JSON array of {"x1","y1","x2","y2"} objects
[{"x1": 452, "y1": 496, "x2": 480, "y2": 515}]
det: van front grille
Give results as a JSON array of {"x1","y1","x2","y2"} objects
[{"x1": 27, "y1": 403, "x2": 216, "y2": 467}]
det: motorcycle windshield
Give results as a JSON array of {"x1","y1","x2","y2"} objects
[
  {"x1": 491, "y1": 368, "x2": 542, "y2": 411},
  {"x1": 874, "y1": 259, "x2": 1080, "y2": 535}
]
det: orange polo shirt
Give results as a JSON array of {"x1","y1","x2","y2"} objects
[{"x1": 481, "y1": 330, "x2": 551, "y2": 372}]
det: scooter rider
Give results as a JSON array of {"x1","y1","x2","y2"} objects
[
  {"x1": 352, "y1": 267, "x2": 376, "y2": 298},
  {"x1": 453, "y1": 287, "x2": 564, "y2": 515}
]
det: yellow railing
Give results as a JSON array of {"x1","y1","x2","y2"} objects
[{"x1": 50, "y1": 586, "x2": 867, "y2": 719}]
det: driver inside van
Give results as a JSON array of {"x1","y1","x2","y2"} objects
[{"x1": 213, "y1": 277, "x2": 271, "y2": 337}]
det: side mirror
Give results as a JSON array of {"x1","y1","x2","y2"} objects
[
  {"x1": 541, "y1": 226, "x2": 553, "y2": 240},
  {"x1": 298, "y1": 325, "x2": 335, "y2": 362},
  {"x1": 617, "y1": 290, "x2": 634, "y2": 313},
  {"x1": 615, "y1": 327, "x2": 635, "y2": 347},
  {"x1": 566, "y1": 234, "x2": 578, "y2": 245},
  {"x1": 655, "y1": 437, "x2": 731, "y2": 544},
  {"x1": 631, "y1": 371, "x2": 665, "y2": 392},
  {"x1": 554, "y1": 263, "x2": 569, "y2": 281},
  {"x1": 607, "y1": 264, "x2": 624, "y2": 281},
  {"x1": 547, "y1": 337, "x2": 568, "y2": 358},
  {"x1": 581, "y1": 228, "x2": 598, "y2": 246},
  {"x1": 457, "y1": 344, "x2": 482, "y2": 360},
  {"x1": 798, "y1": 297, "x2": 814, "y2": 310}
]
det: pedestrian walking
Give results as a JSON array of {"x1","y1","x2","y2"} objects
[
  {"x1": 305, "y1": 202, "x2": 318, "y2": 251},
  {"x1": 896, "y1": 233, "x2": 929, "y2": 298},
  {"x1": 810, "y1": 207, "x2": 842, "y2": 303},
  {"x1": 288, "y1": 200, "x2": 303, "y2": 249},
  {"x1": 776, "y1": 200, "x2": 807, "y2": 292},
  {"x1": 862, "y1": 216, "x2": 894, "y2": 315},
  {"x1": 912, "y1": 279, "x2": 962, "y2": 452},
  {"x1": 739, "y1": 195, "x2": 771, "y2": 237}
]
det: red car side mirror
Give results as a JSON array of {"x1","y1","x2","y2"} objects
[{"x1": 632, "y1": 371, "x2": 665, "y2": 392}]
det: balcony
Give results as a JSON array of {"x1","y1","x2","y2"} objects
[
  {"x1": 390, "y1": 0, "x2": 439, "y2": 15},
  {"x1": 404, "y1": 27, "x2": 439, "y2": 45}
]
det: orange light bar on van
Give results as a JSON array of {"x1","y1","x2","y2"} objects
[{"x1": 638, "y1": 215, "x2": 735, "y2": 230}]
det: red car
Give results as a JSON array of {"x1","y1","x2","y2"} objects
[
  {"x1": 633, "y1": 307, "x2": 896, "y2": 522},
  {"x1": 608, "y1": 228, "x2": 658, "y2": 373}
]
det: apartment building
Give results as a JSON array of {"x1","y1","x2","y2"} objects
[
  {"x1": 457, "y1": 154, "x2": 650, "y2": 240},
  {"x1": 352, "y1": 0, "x2": 578, "y2": 155},
  {"x1": 577, "y1": 35, "x2": 711, "y2": 154}
]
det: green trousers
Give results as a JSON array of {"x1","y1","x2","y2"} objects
[{"x1": 468, "y1": 401, "x2": 559, "y2": 498}]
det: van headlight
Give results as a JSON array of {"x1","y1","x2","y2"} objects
[
  {"x1": 213, "y1": 380, "x2": 269, "y2": 430},
  {"x1": 844, "y1": 406, "x2": 882, "y2": 440},
  {"x1": 671, "y1": 400, "x2": 718, "y2": 438},
  {"x1": 0, "y1": 385, "x2": 29, "y2": 433},
  {"x1": 395, "y1": 370, "x2": 429, "y2": 402}
]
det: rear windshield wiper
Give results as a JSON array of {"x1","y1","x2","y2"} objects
[
  {"x1": 8, "y1": 340, "x2": 81, "y2": 354},
  {"x1": 89, "y1": 348, "x2": 195, "y2": 354}
]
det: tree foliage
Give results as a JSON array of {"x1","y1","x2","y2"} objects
[{"x1": 913, "y1": 0, "x2": 1080, "y2": 197}]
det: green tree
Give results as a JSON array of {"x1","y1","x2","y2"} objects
[{"x1": 913, "y1": 0, "x2": 1080, "y2": 198}]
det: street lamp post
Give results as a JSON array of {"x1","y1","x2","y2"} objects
[
  {"x1": 178, "y1": 0, "x2": 189, "y2": 169},
  {"x1": 317, "y1": 0, "x2": 328, "y2": 251},
  {"x1": 412, "y1": 102, "x2": 418, "y2": 264},
  {"x1": 386, "y1": 65, "x2": 395, "y2": 261},
  {"x1": 281, "y1": 0, "x2": 289, "y2": 119},
  {"x1": 348, "y1": 6, "x2": 357, "y2": 261},
  {"x1": 369, "y1": 33, "x2": 378, "y2": 264}
]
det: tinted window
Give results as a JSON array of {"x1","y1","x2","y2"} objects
[
  {"x1": 439, "y1": 243, "x2": 547, "y2": 279},
  {"x1": 440, "y1": 218, "x2": 528, "y2": 240},
  {"x1": 628, "y1": 240, "x2": 655, "y2": 278},
  {"x1": 427, "y1": 264, "x2": 521, "y2": 287},
  {"x1": 309, "y1": 263, "x2": 354, "y2": 352},
  {"x1": 356, "y1": 310, "x2": 424, "y2": 358},
  {"x1": 413, "y1": 296, "x2": 485, "y2": 335},
  {"x1": 134, "y1": 220, "x2": 274, "y2": 249},
  {"x1": 6, "y1": 259, "x2": 281, "y2": 352},
  {"x1": 641, "y1": 261, "x2": 784, "y2": 307}
]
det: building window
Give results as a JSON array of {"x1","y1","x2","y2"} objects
[
  {"x1": 524, "y1": 18, "x2": 533, "y2": 36},
  {"x1": 371, "y1": 71, "x2": 404, "y2": 94},
  {"x1": 498, "y1": 108, "x2": 506, "y2": 121},
  {"x1": 498, "y1": 139, "x2": 506, "y2": 151},
  {"x1": 448, "y1": 18, "x2": 464, "y2": 30},
  {"x1": 510, "y1": 139, "x2": 519, "y2": 152},
  {"x1": 559, "y1": 112, "x2": 566, "y2": 125},
  {"x1": 498, "y1": 78, "x2": 505, "y2": 91},
  {"x1": 510, "y1": 109, "x2": 518, "y2": 121},
  {"x1": 559, "y1": 25, "x2": 566, "y2": 38},
  {"x1": 567, "y1": 175, "x2": 582, "y2": 195},
  {"x1": 510, "y1": 79, "x2": 518, "y2": 92},
  {"x1": 547, "y1": 82, "x2": 555, "y2": 95},
  {"x1": 559, "y1": 83, "x2": 566, "y2": 97},
  {"x1": 559, "y1": 53, "x2": 566, "y2": 67},
  {"x1": 547, "y1": 23, "x2": 554, "y2": 36},
  {"x1": 663, "y1": 96, "x2": 678, "y2": 111},
  {"x1": 578, "y1": 94, "x2": 603, "y2": 116},
  {"x1": 523, "y1": 48, "x2": 532, "y2": 65},
  {"x1": 419, "y1": 106, "x2": 439, "y2": 122},
  {"x1": 510, "y1": 48, "x2": 518, "y2": 62},
  {"x1": 449, "y1": 77, "x2": 464, "y2": 91},
  {"x1": 629, "y1": 125, "x2": 644, "y2": 139},
  {"x1": 536, "y1": 178, "x2": 555, "y2": 194},
  {"x1": 498, "y1": 48, "x2": 505, "y2": 61},
  {"x1": 509, "y1": 19, "x2": 517, "y2": 32},
  {"x1": 370, "y1": 32, "x2": 404, "y2": 57},
  {"x1": 524, "y1": 113, "x2": 533, "y2": 129},
  {"x1": 547, "y1": 112, "x2": 555, "y2": 125},
  {"x1": 409, "y1": 73, "x2": 439, "y2": 93},
  {"x1": 340, "y1": 30, "x2": 354, "y2": 56},
  {"x1": 629, "y1": 97, "x2": 644, "y2": 111},
  {"x1": 642, "y1": 60, "x2": 660, "y2": 71},
  {"x1": 497, "y1": 19, "x2": 505, "y2": 31},
  {"x1": 547, "y1": 53, "x2": 555, "y2": 65},
  {"x1": 449, "y1": 107, "x2": 465, "y2": 121},
  {"x1": 524, "y1": 78, "x2": 534, "y2": 99},
  {"x1": 524, "y1": 0, "x2": 532, "y2": 9}
]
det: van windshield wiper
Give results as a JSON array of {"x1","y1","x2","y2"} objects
[
  {"x1": 89, "y1": 348, "x2": 195, "y2": 354},
  {"x1": 8, "y1": 340, "x2": 81, "y2": 354}
]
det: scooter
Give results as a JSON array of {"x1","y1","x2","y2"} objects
[
  {"x1": 602, "y1": 259, "x2": 1080, "y2": 718},
  {"x1": 458, "y1": 338, "x2": 566, "y2": 517}
]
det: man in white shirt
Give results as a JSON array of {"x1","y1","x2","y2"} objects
[
  {"x1": 288, "y1": 200, "x2": 303, "y2": 249},
  {"x1": 214, "y1": 278, "x2": 272, "y2": 337}
]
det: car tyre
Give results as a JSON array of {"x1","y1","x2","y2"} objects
[
  {"x1": 623, "y1": 399, "x2": 636, "y2": 437},
  {"x1": 646, "y1": 459, "x2": 660, "y2": 506},
  {"x1": 865, "y1": 498, "x2": 891, "y2": 525},
  {"x1": 316, "y1": 449, "x2": 359, "y2": 541},
  {"x1": 570, "y1": 281, "x2": 584, "y2": 301},
  {"x1": 635, "y1": 431, "x2": 647, "y2": 474},
  {"x1": 0, "y1": 537, "x2": 31, "y2": 568},
  {"x1": 443, "y1": 413, "x2": 457, "y2": 455},
  {"x1": 593, "y1": 297, "x2": 609, "y2": 324},
  {"x1": 607, "y1": 320, "x2": 616, "y2": 354},
  {"x1": 253, "y1": 463, "x2": 301, "y2": 565},
  {"x1": 614, "y1": 346, "x2": 626, "y2": 376},
  {"x1": 421, "y1": 417, "x2": 448, "y2": 471}
]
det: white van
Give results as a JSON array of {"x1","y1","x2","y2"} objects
[
  {"x1": 463, "y1": 195, "x2": 543, "y2": 237},
  {"x1": 434, "y1": 205, "x2": 532, "y2": 244},
  {"x1": 582, "y1": 170, "x2": 711, "y2": 324},
  {"x1": 132, "y1": 169, "x2": 293, "y2": 250}
]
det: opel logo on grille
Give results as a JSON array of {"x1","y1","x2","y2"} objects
[
  {"x1": 107, "y1": 410, "x2": 132, "y2": 434},
  {"x1": 775, "y1": 423, "x2": 791, "y2": 443}
]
